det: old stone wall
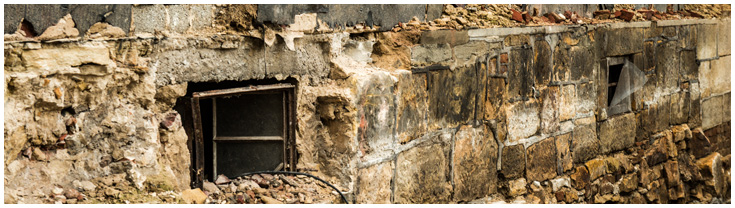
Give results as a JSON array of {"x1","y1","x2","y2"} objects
[{"x1": 3, "y1": 4, "x2": 731, "y2": 204}]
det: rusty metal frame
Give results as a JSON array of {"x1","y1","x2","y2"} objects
[{"x1": 189, "y1": 83, "x2": 296, "y2": 188}]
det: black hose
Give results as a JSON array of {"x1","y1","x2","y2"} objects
[{"x1": 235, "y1": 171, "x2": 349, "y2": 204}]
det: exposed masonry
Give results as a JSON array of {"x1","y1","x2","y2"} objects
[{"x1": 3, "y1": 4, "x2": 732, "y2": 204}]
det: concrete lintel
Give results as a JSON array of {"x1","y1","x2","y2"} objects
[
  {"x1": 607, "y1": 21, "x2": 652, "y2": 29},
  {"x1": 468, "y1": 27, "x2": 546, "y2": 38},
  {"x1": 656, "y1": 18, "x2": 719, "y2": 27}
]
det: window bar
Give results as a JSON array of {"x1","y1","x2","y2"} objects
[
  {"x1": 212, "y1": 98, "x2": 218, "y2": 178},
  {"x1": 190, "y1": 97, "x2": 205, "y2": 188}
]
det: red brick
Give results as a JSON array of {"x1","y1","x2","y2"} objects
[{"x1": 511, "y1": 9, "x2": 524, "y2": 22}]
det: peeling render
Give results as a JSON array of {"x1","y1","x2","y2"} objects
[{"x1": 3, "y1": 4, "x2": 732, "y2": 204}]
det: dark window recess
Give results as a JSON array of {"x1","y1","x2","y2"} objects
[
  {"x1": 181, "y1": 83, "x2": 296, "y2": 188},
  {"x1": 607, "y1": 63, "x2": 624, "y2": 106}
]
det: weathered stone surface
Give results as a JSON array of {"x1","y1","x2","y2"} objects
[
  {"x1": 454, "y1": 41, "x2": 492, "y2": 67},
  {"x1": 553, "y1": 45, "x2": 571, "y2": 82},
  {"x1": 153, "y1": 38, "x2": 267, "y2": 86},
  {"x1": 420, "y1": 30, "x2": 469, "y2": 47},
  {"x1": 540, "y1": 86, "x2": 560, "y2": 135},
  {"x1": 696, "y1": 153, "x2": 725, "y2": 196},
  {"x1": 572, "y1": 123, "x2": 599, "y2": 163},
  {"x1": 671, "y1": 124, "x2": 690, "y2": 143},
  {"x1": 452, "y1": 125, "x2": 498, "y2": 201},
  {"x1": 395, "y1": 72, "x2": 428, "y2": 144},
  {"x1": 696, "y1": 24, "x2": 718, "y2": 60},
  {"x1": 526, "y1": 138, "x2": 557, "y2": 182},
  {"x1": 680, "y1": 49, "x2": 698, "y2": 81},
  {"x1": 663, "y1": 161, "x2": 680, "y2": 187},
  {"x1": 670, "y1": 92, "x2": 690, "y2": 125},
  {"x1": 357, "y1": 72, "x2": 396, "y2": 161},
  {"x1": 585, "y1": 158, "x2": 607, "y2": 181},
  {"x1": 484, "y1": 77, "x2": 507, "y2": 121},
  {"x1": 571, "y1": 166, "x2": 590, "y2": 190},
  {"x1": 619, "y1": 173, "x2": 638, "y2": 193},
  {"x1": 505, "y1": 100, "x2": 540, "y2": 143},
  {"x1": 575, "y1": 82, "x2": 596, "y2": 116},
  {"x1": 534, "y1": 39, "x2": 552, "y2": 86},
  {"x1": 395, "y1": 142, "x2": 451, "y2": 203},
  {"x1": 507, "y1": 178, "x2": 527, "y2": 197},
  {"x1": 558, "y1": 84, "x2": 576, "y2": 121},
  {"x1": 570, "y1": 46, "x2": 594, "y2": 81},
  {"x1": 718, "y1": 18, "x2": 731, "y2": 56},
  {"x1": 598, "y1": 113, "x2": 636, "y2": 154},
  {"x1": 356, "y1": 162, "x2": 393, "y2": 203},
  {"x1": 411, "y1": 43, "x2": 453, "y2": 67},
  {"x1": 655, "y1": 40, "x2": 681, "y2": 95},
  {"x1": 555, "y1": 133, "x2": 573, "y2": 174},
  {"x1": 182, "y1": 188, "x2": 207, "y2": 204},
  {"x1": 266, "y1": 36, "x2": 330, "y2": 78},
  {"x1": 688, "y1": 82, "x2": 703, "y2": 128},
  {"x1": 699, "y1": 57, "x2": 731, "y2": 98},
  {"x1": 690, "y1": 128, "x2": 713, "y2": 158},
  {"x1": 606, "y1": 28, "x2": 643, "y2": 56},
  {"x1": 644, "y1": 136, "x2": 673, "y2": 167},
  {"x1": 501, "y1": 144, "x2": 526, "y2": 179},
  {"x1": 507, "y1": 48, "x2": 534, "y2": 99},
  {"x1": 427, "y1": 66, "x2": 477, "y2": 129}
]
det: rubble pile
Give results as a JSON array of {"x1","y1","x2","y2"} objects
[
  {"x1": 196, "y1": 174, "x2": 344, "y2": 204},
  {"x1": 392, "y1": 4, "x2": 731, "y2": 32}
]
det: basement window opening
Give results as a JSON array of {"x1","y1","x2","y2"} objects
[
  {"x1": 607, "y1": 63, "x2": 623, "y2": 107},
  {"x1": 184, "y1": 83, "x2": 296, "y2": 187}
]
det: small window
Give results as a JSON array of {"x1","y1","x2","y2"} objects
[
  {"x1": 186, "y1": 83, "x2": 296, "y2": 187},
  {"x1": 607, "y1": 63, "x2": 624, "y2": 106}
]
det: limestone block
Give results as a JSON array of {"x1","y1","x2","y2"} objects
[
  {"x1": 507, "y1": 48, "x2": 535, "y2": 99},
  {"x1": 696, "y1": 153, "x2": 726, "y2": 196},
  {"x1": 266, "y1": 37, "x2": 330, "y2": 78},
  {"x1": 575, "y1": 82, "x2": 596, "y2": 117},
  {"x1": 410, "y1": 43, "x2": 453, "y2": 67},
  {"x1": 570, "y1": 166, "x2": 590, "y2": 190},
  {"x1": 570, "y1": 46, "x2": 594, "y2": 81},
  {"x1": 356, "y1": 72, "x2": 396, "y2": 161},
  {"x1": 598, "y1": 113, "x2": 636, "y2": 154},
  {"x1": 356, "y1": 162, "x2": 393, "y2": 203},
  {"x1": 506, "y1": 100, "x2": 540, "y2": 143},
  {"x1": 132, "y1": 5, "x2": 167, "y2": 35},
  {"x1": 702, "y1": 95, "x2": 724, "y2": 130},
  {"x1": 395, "y1": 72, "x2": 428, "y2": 144},
  {"x1": 540, "y1": 86, "x2": 560, "y2": 135},
  {"x1": 555, "y1": 133, "x2": 573, "y2": 174},
  {"x1": 395, "y1": 142, "x2": 451, "y2": 203},
  {"x1": 419, "y1": 30, "x2": 469, "y2": 46},
  {"x1": 484, "y1": 77, "x2": 507, "y2": 121},
  {"x1": 700, "y1": 57, "x2": 731, "y2": 98},
  {"x1": 679, "y1": 49, "x2": 698, "y2": 81},
  {"x1": 655, "y1": 40, "x2": 680, "y2": 95},
  {"x1": 534, "y1": 40, "x2": 552, "y2": 86},
  {"x1": 525, "y1": 138, "x2": 557, "y2": 182},
  {"x1": 454, "y1": 41, "x2": 491, "y2": 67},
  {"x1": 718, "y1": 18, "x2": 731, "y2": 56},
  {"x1": 501, "y1": 144, "x2": 526, "y2": 179},
  {"x1": 670, "y1": 92, "x2": 690, "y2": 125},
  {"x1": 696, "y1": 24, "x2": 718, "y2": 60},
  {"x1": 558, "y1": 84, "x2": 576, "y2": 121},
  {"x1": 572, "y1": 123, "x2": 599, "y2": 163},
  {"x1": 508, "y1": 178, "x2": 528, "y2": 197},
  {"x1": 452, "y1": 125, "x2": 498, "y2": 201},
  {"x1": 585, "y1": 158, "x2": 607, "y2": 181},
  {"x1": 427, "y1": 66, "x2": 477, "y2": 129},
  {"x1": 606, "y1": 28, "x2": 644, "y2": 56}
]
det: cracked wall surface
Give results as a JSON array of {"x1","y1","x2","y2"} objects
[{"x1": 3, "y1": 4, "x2": 732, "y2": 204}]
